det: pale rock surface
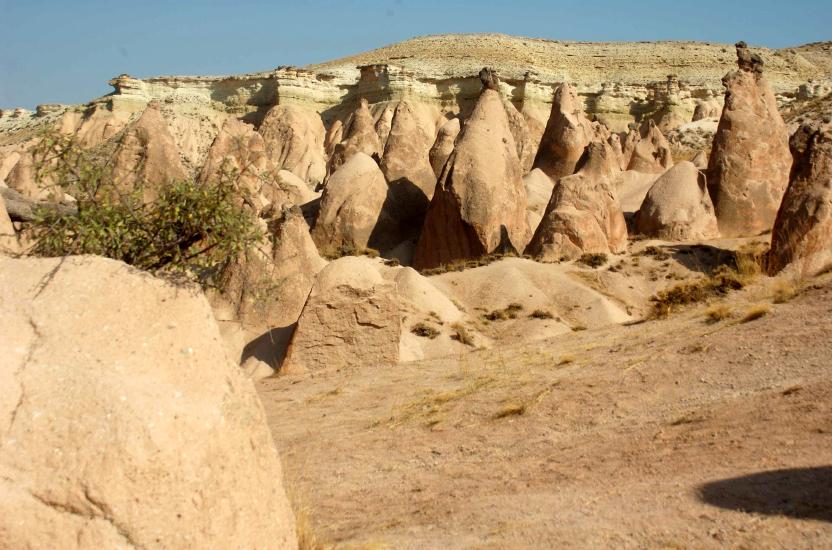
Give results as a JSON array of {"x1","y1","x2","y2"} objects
[
  {"x1": 412, "y1": 88, "x2": 531, "y2": 269},
  {"x1": 429, "y1": 117, "x2": 461, "y2": 177},
  {"x1": 259, "y1": 104, "x2": 327, "y2": 186},
  {"x1": 374, "y1": 105, "x2": 395, "y2": 150},
  {"x1": 707, "y1": 42, "x2": 792, "y2": 237},
  {"x1": 0, "y1": 196, "x2": 19, "y2": 254},
  {"x1": 0, "y1": 255, "x2": 297, "y2": 549},
  {"x1": 199, "y1": 117, "x2": 269, "y2": 208},
  {"x1": 526, "y1": 142, "x2": 627, "y2": 260},
  {"x1": 524, "y1": 168, "x2": 556, "y2": 217},
  {"x1": 533, "y1": 83, "x2": 595, "y2": 180},
  {"x1": 692, "y1": 150, "x2": 709, "y2": 169},
  {"x1": 634, "y1": 161, "x2": 719, "y2": 240},
  {"x1": 502, "y1": 96, "x2": 537, "y2": 173},
  {"x1": 312, "y1": 152, "x2": 398, "y2": 253},
  {"x1": 614, "y1": 170, "x2": 662, "y2": 214},
  {"x1": 768, "y1": 121, "x2": 832, "y2": 275}
]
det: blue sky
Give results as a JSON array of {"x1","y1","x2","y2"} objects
[{"x1": 1, "y1": 0, "x2": 830, "y2": 108}]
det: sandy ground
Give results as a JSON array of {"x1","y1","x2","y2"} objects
[{"x1": 259, "y1": 267, "x2": 832, "y2": 549}]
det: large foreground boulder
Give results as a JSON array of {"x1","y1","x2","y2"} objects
[
  {"x1": 412, "y1": 88, "x2": 530, "y2": 270},
  {"x1": 0, "y1": 256, "x2": 297, "y2": 549},
  {"x1": 768, "y1": 122, "x2": 832, "y2": 275},
  {"x1": 525, "y1": 142, "x2": 627, "y2": 260},
  {"x1": 707, "y1": 42, "x2": 791, "y2": 237},
  {"x1": 634, "y1": 161, "x2": 719, "y2": 240}
]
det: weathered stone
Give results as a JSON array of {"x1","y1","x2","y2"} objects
[{"x1": 533, "y1": 83, "x2": 595, "y2": 180}]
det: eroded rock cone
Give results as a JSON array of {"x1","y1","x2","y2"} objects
[
  {"x1": 259, "y1": 104, "x2": 327, "y2": 187},
  {"x1": 626, "y1": 119, "x2": 673, "y2": 173},
  {"x1": 525, "y1": 141, "x2": 627, "y2": 260},
  {"x1": 635, "y1": 161, "x2": 719, "y2": 240},
  {"x1": 412, "y1": 88, "x2": 530, "y2": 270},
  {"x1": 707, "y1": 41, "x2": 791, "y2": 237},
  {"x1": 328, "y1": 98, "x2": 383, "y2": 173},
  {"x1": 312, "y1": 152, "x2": 398, "y2": 253},
  {"x1": 767, "y1": 121, "x2": 832, "y2": 275},
  {"x1": 380, "y1": 99, "x2": 439, "y2": 233},
  {"x1": 0, "y1": 256, "x2": 297, "y2": 549},
  {"x1": 533, "y1": 83, "x2": 595, "y2": 180},
  {"x1": 429, "y1": 117, "x2": 461, "y2": 177},
  {"x1": 111, "y1": 101, "x2": 188, "y2": 202}
]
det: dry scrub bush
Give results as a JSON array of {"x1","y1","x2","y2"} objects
[
  {"x1": 450, "y1": 322, "x2": 475, "y2": 346},
  {"x1": 483, "y1": 303, "x2": 524, "y2": 321},
  {"x1": 410, "y1": 322, "x2": 440, "y2": 339},
  {"x1": 529, "y1": 309, "x2": 554, "y2": 320},
  {"x1": 577, "y1": 252, "x2": 608, "y2": 268},
  {"x1": 28, "y1": 130, "x2": 260, "y2": 286},
  {"x1": 705, "y1": 304, "x2": 733, "y2": 323},
  {"x1": 421, "y1": 251, "x2": 519, "y2": 276},
  {"x1": 741, "y1": 304, "x2": 771, "y2": 323},
  {"x1": 320, "y1": 242, "x2": 379, "y2": 260}
]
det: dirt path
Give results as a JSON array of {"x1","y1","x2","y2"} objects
[{"x1": 259, "y1": 275, "x2": 832, "y2": 549}]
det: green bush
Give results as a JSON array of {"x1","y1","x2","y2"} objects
[{"x1": 29, "y1": 131, "x2": 260, "y2": 285}]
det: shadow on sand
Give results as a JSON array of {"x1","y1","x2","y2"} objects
[{"x1": 699, "y1": 466, "x2": 832, "y2": 523}]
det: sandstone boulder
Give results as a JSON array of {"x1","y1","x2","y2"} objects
[
  {"x1": 533, "y1": 83, "x2": 595, "y2": 180},
  {"x1": 767, "y1": 121, "x2": 832, "y2": 275},
  {"x1": 259, "y1": 104, "x2": 327, "y2": 187},
  {"x1": 707, "y1": 42, "x2": 791, "y2": 237},
  {"x1": 429, "y1": 117, "x2": 460, "y2": 177},
  {"x1": 634, "y1": 161, "x2": 719, "y2": 240},
  {"x1": 283, "y1": 256, "x2": 476, "y2": 371},
  {"x1": 313, "y1": 152, "x2": 398, "y2": 253},
  {"x1": 525, "y1": 142, "x2": 627, "y2": 260},
  {"x1": 412, "y1": 88, "x2": 530, "y2": 270},
  {"x1": 112, "y1": 102, "x2": 188, "y2": 201},
  {"x1": 0, "y1": 255, "x2": 297, "y2": 549}
]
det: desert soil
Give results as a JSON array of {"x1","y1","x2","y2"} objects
[{"x1": 260, "y1": 267, "x2": 832, "y2": 549}]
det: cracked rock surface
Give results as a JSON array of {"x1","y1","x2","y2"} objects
[{"x1": 0, "y1": 255, "x2": 297, "y2": 549}]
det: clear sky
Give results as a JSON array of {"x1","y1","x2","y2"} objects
[{"x1": 1, "y1": 0, "x2": 830, "y2": 109}]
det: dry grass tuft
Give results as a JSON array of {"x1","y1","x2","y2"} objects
[
  {"x1": 410, "y1": 322, "x2": 440, "y2": 339},
  {"x1": 740, "y1": 304, "x2": 771, "y2": 323},
  {"x1": 704, "y1": 304, "x2": 733, "y2": 323},
  {"x1": 577, "y1": 252, "x2": 608, "y2": 268},
  {"x1": 450, "y1": 322, "x2": 475, "y2": 346},
  {"x1": 557, "y1": 355, "x2": 576, "y2": 365},
  {"x1": 771, "y1": 278, "x2": 800, "y2": 303},
  {"x1": 492, "y1": 403, "x2": 527, "y2": 419},
  {"x1": 421, "y1": 252, "x2": 517, "y2": 275},
  {"x1": 529, "y1": 309, "x2": 554, "y2": 320},
  {"x1": 483, "y1": 303, "x2": 524, "y2": 321},
  {"x1": 650, "y1": 265, "x2": 751, "y2": 318},
  {"x1": 320, "y1": 243, "x2": 379, "y2": 260}
]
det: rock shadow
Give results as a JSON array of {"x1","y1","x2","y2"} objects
[
  {"x1": 665, "y1": 243, "x2": 740, "y2": 275},
  {"x1": 699, "y1": 466, "x2": 832, "y2": 522},
  {"x1": 241, "y1": 324, "x2": 296, "y2": 371}
]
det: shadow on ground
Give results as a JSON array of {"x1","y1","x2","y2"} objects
[{"x1": 699, "y1": 466, "x2": 832, "y2": 522}]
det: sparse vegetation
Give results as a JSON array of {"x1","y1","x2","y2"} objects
[
  {"x1": 640, "y1": 246, "x2": 670, "y2": 261},
  {"x1": 650, "y1": 261, "x2": 755, "y2": 318},
  {"x1": 571, "y1": 324, "x2": 587, "y2": 331},
  {"x1": 450, "y1": 322, "x2": 475, "y2": 346},
  {"x1": 771, "y1": 278, "x2": 799, "y2": 303},
  {"x1": 483, "y1": 302, "x2": 524, "y2": 321},
  {"x1": 421, "y1": 252, "x2": 517, "y2": 276},
  {"x1": 704, "y1": 304, "x2": 733, "y2": 323},
  {"x1": 320, "y1": 242, "x2": 380, "y2": 260},
  {"x1": 577, "y1": 252, "x2": 608, "y2": 268},
  {"x1": 411, "y1": 322, "x2": 440, "y2": 339},
  {"x1": 740, "y1": 304, "x2": 771, "y2": 323},
  {"x1": 28, "y1": 130, "x2": 260, "y2": 286},
  {"x1": 529, "y1": 309, "x2": 554, "y2": 320}
]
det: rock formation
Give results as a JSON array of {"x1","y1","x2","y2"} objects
[
  {"x1": 625, "y1": 119, "x2": 673, "y2": 173},
  {"x1": 429, "y1": 117, "x2": 461, "y2": 177},
  {"x1": 0, "y1": 196, "x2": 19, "y2": 255},
  {"x1": 634, "y1": 161, "x2": 719, "y2": 240},
  {"x1": 258, "y1": 104, "x2": 327, "y2": 186},
  {"x1": 707, "y1": 42, "x2": 792, "y2": 237},
  {"x1": 111, "y1": 101, "x2": 187, "y2": 201},
  {"x1": 312, "y1": 152, "x2": 398, "y2": 253},
  {"x1": 328, "y1": 98, "x2": 382, "y2": 173},
  {"x1": 525, "y1": 142, "x2": 627, "y2": 260},
  {"x1": 200, "y1": 117, "x2": 269, "y2": 207},
  {"x1": 533, "y1": 83, "x2": 595, "y2": 180},
  {"x1": 767, "y1": 121, "x2": 832, "y2": 275},
  {"x1": 412, "y1": 86, "x2": 531, "y2": 270},
  {"x1": 0, "y1": 255, "x2": 297, "y2": 549}
]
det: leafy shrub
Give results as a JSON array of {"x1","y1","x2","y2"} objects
[{"x1": 28, "y1": 131, "x2": 259, "y2": 285}]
